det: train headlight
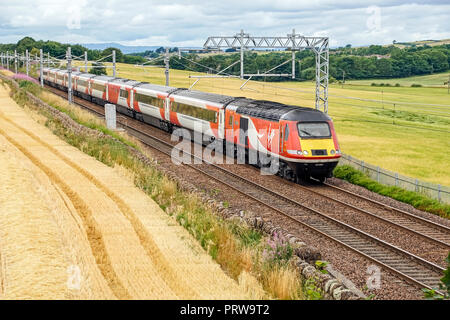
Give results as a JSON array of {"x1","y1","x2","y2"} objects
[
  {"x1": 330, "y1": 149, "x2": 335, "y2": 155},
  {"x1": 336, "y1": 149, "x2": 341, "y2": 154},
  {"x1": 303, "y1": 150, "x2": 308, "y2": 156}
]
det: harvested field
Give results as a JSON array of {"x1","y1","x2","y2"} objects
[{"x1": 0, "y1": 84, "x2": 251, "y2": 299}]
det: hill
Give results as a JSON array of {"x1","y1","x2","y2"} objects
[{"x1": 81, "y1": 43, "x2": 161, "y2": 54}]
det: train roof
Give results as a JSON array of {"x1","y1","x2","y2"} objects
[
  {"x1": 233, "y1": 99, "x2": 331, "y2": 122},
  {"x1": 174, "y1": 90, "x2": 233, "y2": 104},
  {"x1": 136, "y1": 82, "x2": 177, "y2": 93}
]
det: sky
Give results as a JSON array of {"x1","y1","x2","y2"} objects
[{"x1": 0, "y1": 0, "x2": 449, "y2": 48}]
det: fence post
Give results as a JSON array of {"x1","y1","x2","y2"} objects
[
  {"x1": 438, "y1": 184, "x2": 441, "y2": 202},
  {"x1": 395, "y1": 172, "x2": 398, "y2": 187},
  {"x1": 361, "y1": 160, "x2": 364, "y2": 172},
  {"x1": 377, "y1": 166, "x2": 380, "y2": 183},
  {"x1": 415, "y1": 179, "x2": 418, "y2": 192}
]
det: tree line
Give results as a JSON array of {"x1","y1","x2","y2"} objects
[
  {"x1": 2, "y1": 37, "x2": 449, "y2": 82},
  {"x1": 0, "y1": 37, "x2": 147, "y2": 67},
  {"x1": 163, "y1": 44, "x2": 450, "y2": 81}
]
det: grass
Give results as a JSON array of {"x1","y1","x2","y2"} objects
[
  {"x1": 347, "y1": 72, "x2": 450, "y2": 87},
  {"x1": 3, "y1": 77, "x2": 314, "y2": 300},
  {"x1": 334, "y1": 165, "x2": 450, "y2": 219},
  {"x1": 70, "y1": 61, "x2": 450, "y2": 186}
]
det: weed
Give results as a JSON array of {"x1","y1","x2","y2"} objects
[{"x1": 334, "y1": 165, "x2": 450, "y2": 219}]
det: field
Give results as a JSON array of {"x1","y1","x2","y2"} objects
[
  {"x1": 69, "y1": 63, "x2": 450, "y2": 186},
  {"x1": 0, "y1": 83, "x2": 253, "y2": 299},
  {"x1": 347, "y1": 72, "x2": 450, "y2": 87}
]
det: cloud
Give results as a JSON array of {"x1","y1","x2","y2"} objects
[{"x1": 0, "y1": 0, "x2": 448, "y2": 47}]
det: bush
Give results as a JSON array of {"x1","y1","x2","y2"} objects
[
  {"x1": 262, "y1": 231, "x2": 293, "y2": 267},
  {"x1": 333, "y1": 165, "x2": 450, "y2": 219},
  {"x1": 395, "y1": 83, "x2": 401, "y2": 87},
  {"x1": 411, "y1": 83, "x2": 422, "y2": 87}
]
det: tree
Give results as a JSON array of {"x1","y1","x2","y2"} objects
[
  {"x1": 101, "y1": 47, "x2": 123, "y2": 62},
  {"x1": 89, "y1": 62, "x2": 106, "y2": 75},
  {"x1": 16, "y1": 37, "x2": 36, "y2": 52}
]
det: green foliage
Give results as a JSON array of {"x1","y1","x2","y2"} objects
[
  {"x1": 18, "y1": 80, "x2": 41, "y2": 96},
  {"x1": 333, "y1": 165, "x2": 450, "y2": 219},
  {"x1": 158, "y1": 43, "x2": 450, "y2": 82},
  {"x1": 228, "y1": 222, "x2": 262, "y2": 248},
  {"x1": 411, "y1": 83, "x2": 423, "y2": 87},
  {"x1": 304, "y1": 278, "x2": 323, "y2": 300},
  {"x1": 0, "y1": 37, "x2": 146, "y2": 67},
  {"x1": 2, "y1": 37, "x2": 450, "y2": 82},
  {"x1": 89, "y1": 62, "x2": 107, "y2": 75},
  {"x1": 315, "y1": 260, "x2": 329, "y2": 274}
]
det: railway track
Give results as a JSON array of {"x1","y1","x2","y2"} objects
[{"x1": 44, "y1": 85, "x2": 447, "y2": 294}]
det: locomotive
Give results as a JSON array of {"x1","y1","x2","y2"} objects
[{"x1": 42, "y1": 67, "x2": 341, "y2": 182}]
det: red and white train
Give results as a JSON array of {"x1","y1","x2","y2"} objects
[{"x1": 42, "y1": 67, "x2": 341, "y2": 182}]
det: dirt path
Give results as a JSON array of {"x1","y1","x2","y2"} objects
[{"x1": 0, "y1": 85, "x2": 250, "y2": 299}]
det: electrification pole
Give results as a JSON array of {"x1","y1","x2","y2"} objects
[
  {"x1": 14, "y1": 50, "x2": 17, "y2": 74},
  {"x1": 203, "y1": 30, "x2": 330, "y2": 112},
  {"x1": 84, "y1": 51, "x2": 88, "y2": 72},
  {"x1": 39, "y1": 49, "x2": 43, "y2": 87},
  {"x1": 164, "y1": 47, "x2": 169, "y2": 86},
  {"x1": 291, "y1": 29, "x2": 296, "y2": 79},
  {"x1": 239, "y1": 29, "x2": 245, "y2": 79},
  {"x1": 6, "y1": 51, "x2": 9, "y2": 70},
  {"x1": 67, "y1": 47, "x2": 73, "y2": 104},
  {"x1": 26, "y1": 49, "x2": 29, "y2": 76},
  {"x1": 112, "y1": 50, "x2": 116, "y2": 77}
]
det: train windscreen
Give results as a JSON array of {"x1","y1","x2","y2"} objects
[{"x1": 297, "y1": 122, "x2": 331, "y2": 139}]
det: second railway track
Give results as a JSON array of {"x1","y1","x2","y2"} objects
[{"x1": 45, "y1": 85, "x2": 448, "y2": 295}]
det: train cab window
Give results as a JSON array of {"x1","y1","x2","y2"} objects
[
  {"x1": 119, "y1": 89, "x2": 129, "y2": 99},
  {"x1": 284, "y1": 124, "x2": 290, "y2": 141},
  {"x1": 297, "y1": 122, "x2": 331, "y2": 139}
]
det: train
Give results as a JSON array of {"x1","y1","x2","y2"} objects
[{"x1": 41, "y1": 67, "x2": 341, "y2": 182}]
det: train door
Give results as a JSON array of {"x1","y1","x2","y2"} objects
[
  {"x1": 218, "y1": 109, "x2": 225, "y2": 139},
  {"x1": 280, "y1": 123, "x2": 289, "y2": 154},
  {"x1": 239, "y1": 117, "x2": 248, "y2": 147},
  {"x1": 164, "y1": 97, "x2": 170, "y2": 120}
]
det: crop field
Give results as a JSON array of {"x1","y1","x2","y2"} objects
[
  {"x1": 0, "y1": 84, "x2": 253, "y2": 299},
  {"x1": 79, "y1": 63, "x2": 450, "y2": 186}
]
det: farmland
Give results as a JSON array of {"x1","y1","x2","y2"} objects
[{"x1": 88, "y1": 62, "x2": 450, "y2": 186}]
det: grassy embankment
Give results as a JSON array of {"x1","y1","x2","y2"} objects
[
  {"x1": 85, "y1": 62, "x2": 449, "y2": 187},
  {"x1": 1, "y1": 74, "x2": 322, "y2": 300}
]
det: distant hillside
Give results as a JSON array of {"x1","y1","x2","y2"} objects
[
  {"x1": 391, "y1": 39, "x2": 450, "y2": 49},
  {"x1": 81, "y1": 43, "x2": 161, "y2": 54}
]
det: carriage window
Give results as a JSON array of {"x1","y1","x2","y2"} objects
[
  {"x1": 297, "y1": 122, "x2": 331, "y2": 138},
  {"x1": 229, "y1": 115, "x2": 233, "y2": 126},
  {"x1": 77, "y1": 80, "x2": 88, "y2": 87},
  {"x1": 135, "y1": 93, "x2": 162, "y2": 108},
  {"x1": 92, "y1": 83, "x2": 106, "y2": 92},
  {"x1": 175, "y1": 102, "x2": 217, "y2": 123},
  {"x1": 120, "y1": 89, "x2": 129, "y2": 99}
]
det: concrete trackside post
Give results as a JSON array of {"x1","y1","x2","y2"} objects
[{"x1": 105, "y1": 104, "x2": 117, "y2": 130}]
